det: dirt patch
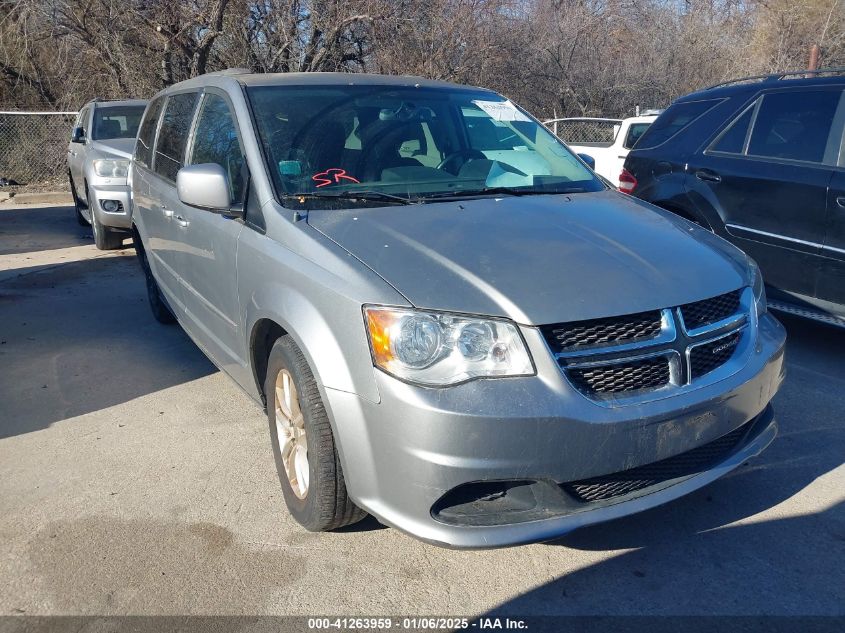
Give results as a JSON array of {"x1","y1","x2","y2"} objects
[{"x1": 27, "y1": 516, "x2": 305, "y2": 614}]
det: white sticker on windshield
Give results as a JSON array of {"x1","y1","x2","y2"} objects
[{"x1": 472, "y1": 100, "x2": 531, "y2": 122}]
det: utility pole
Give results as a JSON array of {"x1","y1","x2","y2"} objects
[{"x1": 808, "y1": 44, "x2": 820, "y2": 71}]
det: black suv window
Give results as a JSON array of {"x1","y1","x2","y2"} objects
[
  {"x1": 154, "y1": 93, "x2": 199, "y2": 182},
  {"x1": 135, "y1": 98, "x2": 164, "y2": 168},
  {"x1": 636, "y1": 99, "x2": 721, "y2": 149},
  {"x1": 190, "y1": 93, "x2": 246, "y2": 204},
  {"x1": 747, "y1": 90, "x2": 841, "y2": 164}
]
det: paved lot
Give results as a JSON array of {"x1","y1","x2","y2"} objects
[{"x1": 0, "y1": 203, "x2": 843, "y2": 616}]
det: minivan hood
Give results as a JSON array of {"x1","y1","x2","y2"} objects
[
  {"x1": 91, "y1": 138, "x2": 135, "y2": 159},
  {"x1": 307, "y1": 190, "x2": 748, "y2": 325}
]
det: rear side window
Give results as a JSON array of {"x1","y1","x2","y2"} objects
[
  {"x1": 635, "y1": 99, "x2": 721, "y2": 149},
  {"x1": 747, "y1": 90, "x2": 841, "y2": 163},
  {"x1": 154, "y1": 93, "x2": 199, "y2": 182},
  {"x1": 190, "y1": 93, "x2": 246, "y2": 204},
  {"x1": 134, "y1": 98, "x2": 164, "y2": 168}
]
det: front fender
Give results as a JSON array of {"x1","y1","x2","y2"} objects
[
  {"x1": 243, "y1": 283, "x2": 381, "y2": 404},
  {"x1": 237, "y1": 207, "x2": 409, "y2": 406}
]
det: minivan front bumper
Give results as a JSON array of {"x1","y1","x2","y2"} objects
[{"x1": 323, "y1": 312, "x2": 786, "y2": 548}]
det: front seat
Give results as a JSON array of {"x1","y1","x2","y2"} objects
[{"x1": 358, "y1": 120, "x2": 423, "y2": 181}]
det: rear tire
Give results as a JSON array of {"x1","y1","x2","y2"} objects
[
  {"x1": 265, "y1": 336, "x2": 365, "y2": 531},
  {"x1": 137, "y1": 241, "x2": 176, "y2": 324}
]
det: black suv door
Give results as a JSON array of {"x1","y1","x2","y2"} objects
[
  {"x1": 686, "y1": 87, "x2": 845, "y2": 299},
  {"x1": 822, "y1": 164, "x2": 845, "y2": 309}
]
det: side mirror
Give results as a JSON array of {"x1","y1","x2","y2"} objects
[
  {"x1": 177, "y1": 163, "x2": 241, "y2": 217},
  {"x1": 71, "y1": 127, "x2": 86, "y2": 143},
  {"x1": 577, "y1": 153, "x2": 596, "y2": 170}
]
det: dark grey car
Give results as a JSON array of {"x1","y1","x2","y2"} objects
[{"x1": 130, "y1": 71, "x2": 785, "y2": 548}]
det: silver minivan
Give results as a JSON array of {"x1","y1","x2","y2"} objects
[{"x1": 131, "y1": 71, "x2": 786, "y2": 548}]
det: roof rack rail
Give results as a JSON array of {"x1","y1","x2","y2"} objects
[
  {"x1": 705, "y1": 67, "x2": 845, "y2": 90},
  {"x1": 203, "y1": 68, "x2": 252, "y2": 77}
]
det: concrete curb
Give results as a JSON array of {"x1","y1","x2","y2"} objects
[{"x1": 12, "y1": 192, "x2": 73, "y2": 205}]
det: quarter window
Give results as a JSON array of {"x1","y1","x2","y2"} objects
[
  {"x1": 154, "y1": 93, "x2": 199, "y2": 182},
  {"x1": 747, "y1": 90, "x2": 841, "y2": 163},
  {"x1": 190, "y1": 93, "x2": 246, "y2": 204},
  {"x1": 711, "y1": 104, "x2": 754, "y2": 154},
  {"x1": 134, "y1": 98, "x2": 164, "y2": 168},
  {"x1": 635, "y1": 99, "x2": 721, "y2": 149}
]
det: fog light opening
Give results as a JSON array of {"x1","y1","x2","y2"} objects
[
  {"x1": 431, "y1": 480, "x2": 544, "y2": 526},
  {"x1": 101, "y1": 199, "x2": 121, "y2": 213}
]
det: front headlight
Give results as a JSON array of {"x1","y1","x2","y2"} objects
[
  {"x1": 92, "y1": 159, "x2": 129, "y2": 178},
  {"x1": 747, "y1": 257, "x2": 767, "y2": 316},
  {"x1": 364, "y1": 306, "x2": 534, "y2": 386}
]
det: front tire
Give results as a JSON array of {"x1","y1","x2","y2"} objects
[
  {"x1": 69, "y1": 174, "x2": 88, "y2": 226},
  {"x1": 89, "y1": 189, "x2": 125, "y2": 250},
  {"x1": 265, "y1": 336, "x2": 365, "y2": 531}
]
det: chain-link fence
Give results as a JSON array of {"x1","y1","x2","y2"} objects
[
  {"x1": 0, "y1": 111, "x2": 78, "y2": 191},
  {"x1": 542, "y1": 117, "x2": 623, "y2": 145}
]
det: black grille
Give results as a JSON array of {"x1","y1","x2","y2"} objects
[
  {"x1": 567, "y1": 356, "x2": 670, "y2": 395},
  {"x1": 541, "y1": 310, "x2": 662, "y2": 353},
  {"x1": 680, "y1": 290, "x2": 741, "y2": 330},
  {"x1": 562, "y1": 421, "x2": 752, "y2": 503},
  {"x1": 690, "y1": 332, "x2": 741, "y2": 379}
]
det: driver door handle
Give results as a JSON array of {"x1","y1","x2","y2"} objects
[
  {"x1": 836, "y1": 196, "x2": 845, "y2": 208},
  {"x1": 695, "y1": 169, "x2": 721, "y2": 183},
  {"x1": 174, "y1": 215, "x2": 190, "y2": 228}
]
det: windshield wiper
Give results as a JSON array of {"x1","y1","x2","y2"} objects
[
  {"x1": 419, "y1": 186, "x2": 584, "y2": 200},
  {"x1": 284, "y1": 190, "x2": 416, "y2": 205}
]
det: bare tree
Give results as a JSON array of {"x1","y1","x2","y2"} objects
[
  {"x1": 0, "y1": 0, "x2": 842, "y2": 118},
  {"x1": 218, "y1": 0, "x2": 380, "y2": 73}
]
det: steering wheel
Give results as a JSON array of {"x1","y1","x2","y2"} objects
[{"x1": 437, "y1": 149, "x2": 486, "y2": 174}]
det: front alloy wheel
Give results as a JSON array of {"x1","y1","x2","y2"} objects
[
  {"x1": 264, "y1": 335, "x2": 366, "y2": 531},
  {"x1": 274, "y1": 369, "x2": 309, "y2": 499}
]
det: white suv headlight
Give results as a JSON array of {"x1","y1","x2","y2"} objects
[
  {"x1": 93, "y1": 159, "x2": 129, "y2": 178},
  {"x1": 364, "y1": 306, "x2": 534, "y2": 386}
]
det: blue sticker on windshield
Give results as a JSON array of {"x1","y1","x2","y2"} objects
[{"x1": 279, "y1": 160, "x2": 302, "y2": 176}]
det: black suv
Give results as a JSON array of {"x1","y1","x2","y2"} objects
[{"x1": 623, "y1": 70, "x2": 845, "y2": 324}]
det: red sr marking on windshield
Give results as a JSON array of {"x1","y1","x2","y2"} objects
[{"x1": 312, "y1": 168, "x2": 360, "y2": 188}]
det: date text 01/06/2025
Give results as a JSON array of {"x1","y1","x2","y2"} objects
[{"x1": 306, "y1": 617, "x2": 528, "y2": 630}]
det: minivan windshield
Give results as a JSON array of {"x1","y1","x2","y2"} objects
[
  {"x1": 247, "y1": 85, "x2": 604, "y2": 206},
  {"x1": 92, "y1": 105, "x2": 146, "y2": 140}
]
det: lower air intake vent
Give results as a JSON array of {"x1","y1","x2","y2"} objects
[{"x1": 562, "y1": 421, "x2": 752, "y2": 503}]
